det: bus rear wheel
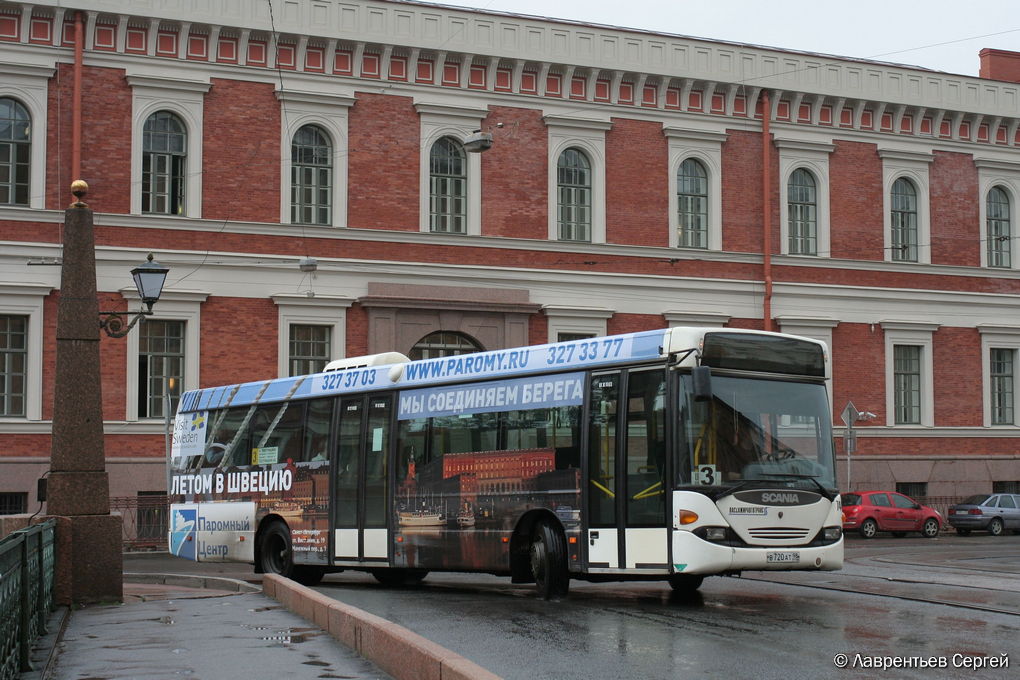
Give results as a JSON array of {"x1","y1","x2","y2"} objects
[
  {"x1": 371, "y1": 568, "x2": 429, "y2": 587},
  {"x1": 530, "y1": 521, "x2": 569, "y2": 600}
]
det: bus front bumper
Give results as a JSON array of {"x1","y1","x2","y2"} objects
[{"x1": 671, "y1": 530, "x2": 844, "y2": 575}]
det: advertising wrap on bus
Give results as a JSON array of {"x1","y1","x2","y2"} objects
[
  {"x1": 170, "y1": 501, "x2": 256, "y2": 562},
  {"x1": 166, "y1": 327, "x2": 842, "y2": 598}
]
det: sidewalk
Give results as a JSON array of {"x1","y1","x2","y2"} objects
[
  {"x1": 34, "y1": 561, "x2": 391, "y2": 680},
  {"x1": 30, "y1": 553, "x2": 500, "y2": 680}
]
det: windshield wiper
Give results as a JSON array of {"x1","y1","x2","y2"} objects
[{"x1": 758, "y1": 473, "x2": 835, "y2": 501}]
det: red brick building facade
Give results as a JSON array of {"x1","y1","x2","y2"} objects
[{"x1": 1, "y1": 0, "x2": 1019, "y2": 513}]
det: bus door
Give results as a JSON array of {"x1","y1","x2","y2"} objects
[
  {"x1": 333, "y1": 394, "x2": 392, "y2": 563},
  {"x1": 587, "y1": 368, "x2": 670, "y2": 572}
]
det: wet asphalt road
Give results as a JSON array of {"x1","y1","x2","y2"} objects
[{"x1": 310, "y1": 534, "x2": 1020, "y2": 680}]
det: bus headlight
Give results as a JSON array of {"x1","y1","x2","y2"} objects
[
  {"x1": 704, "y1": 527, "x2": 727, "y2": 541},
  {"x1": 823, "y1": 526, "x2": 842, "y2": 541}
]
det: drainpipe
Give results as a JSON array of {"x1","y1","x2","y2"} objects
[
  {"x1": 761, "y1": 90, "x2": 774, "y2": 332},
  {"x1": 72, "y1": 11, "x2": 84, "y2": 182}
]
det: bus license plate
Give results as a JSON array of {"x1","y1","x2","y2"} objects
[{"x1": 766, "y1": 551, "x2": 800, "y2": 564}]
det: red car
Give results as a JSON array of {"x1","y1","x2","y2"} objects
[{"x1": 841, "y1": 491, "x2": 943, "y2": 538}]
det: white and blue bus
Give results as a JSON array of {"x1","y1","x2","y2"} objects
[{"x1": 168, "y1": 327, "x2": 843, "y2": 597}]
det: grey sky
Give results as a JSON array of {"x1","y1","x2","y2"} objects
[{"x1": 425, "y1": 0, "x2": 1020, "y2": 77}]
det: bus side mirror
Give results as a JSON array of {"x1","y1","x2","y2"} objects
[{"x1": 692, "y1": 366, "x2": 712, "y2": 402}]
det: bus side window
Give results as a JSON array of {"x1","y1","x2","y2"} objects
[
  {"x1": 203, "y1": 407, "x2": 249, "y2": 469},
  {"x1": 397, "y1": 418, "x2": 428, "y2": 481},
  {"x1": 252, "y1": 402, "x2": 305, "y2": 464},
  {"x1": 304, "y1": 397, "x2": 334, "y2": 462}
]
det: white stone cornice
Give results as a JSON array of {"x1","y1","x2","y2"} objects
[
  {"x1": 413, "y1": 102, "x2": 489, "y2": 121},
  {"x1": 663, "y1": 311, "x2": 731, "y2": 327},
  {"x1": 125, "y1": 74, "x2": 211, "y2": 93},
  {"x1": 879, "y1": 320, "x2": 940, "y2": 332},
  {"x1": 0, "y1": 63, "x2": 56, "y2": 79},
  {"x1": 276, "y1": 90, "x2": 356, "y2": 108},
  {"x1": 977, "y1": 324, "x2": 1020, "y2": 336},
  {"x1": 774, "y1": 316, "x2": 839, "y2": 329},
  {"x1": 0, "y1": 282, "x2": 54, "y2": 297},
  {"x1": 541, "y1": 304, "x2": 614, "y2": 319},
  {"x1": 118, "y1": 288, "x2": 211, "y2": 304},
  {"x1": 773, "y1": 138, "x2": 836, "y2": 154},
  {"x1": 662, "y1": 127, "x2": 728, "y2": 144},
  {"x1": 877, "y1": 148, "x2": 934, "y2": 164},
  {"x1": 542, "y1": 114, "x2": 613, "y2": 131},
  {"x1": 271, "y1": 293, "x2": 355, "y2": 308},
  {"x1": 973, "y1": 157, "x2": 1020, "y2": 173}
]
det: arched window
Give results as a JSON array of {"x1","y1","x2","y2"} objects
[
  {"x1": 408, "y1": 331, "x2": 483, "y2": 360},
  {"x1": 142, "y1": 111, "x2": 187, "y2": 215},
  {"x1": 429, "y1": 137, "x2": 466, "y2": 233},
  {"x1": 788, "y1": 168, "x2": 817, "y2": 255},
  {"x1": 291, "y1": 125, "x2": 333, "y2": 225},
  {"x1": 987, "y1": 186, "x2": 1011, "y2": 268},
  {"x1": 891, "y1": 178, "x2": 918, "y2": 262},
  {"x1": 557, "y1": 148, "x2": 591, "y2": 242},
  {"x1": 0, "y1": 97, "x2": 30, "y2": 206},
  {"x1": 677, "y1": 158, "x2": 708, "y2": 248}
]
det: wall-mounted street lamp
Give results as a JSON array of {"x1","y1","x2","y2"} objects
[{"x1": 98, "y1": 253, "x2": 169, "y2": 337}]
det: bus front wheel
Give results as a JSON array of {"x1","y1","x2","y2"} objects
[
  {"x1": 668, "y1": 574, "x2": 704, "y2": 593},
  {"x1": 530, "y1": 522, "x2": 569, "y2": 600},
  {"x1": 258, "y1": 522, "x2": 325, "y2": 586}
]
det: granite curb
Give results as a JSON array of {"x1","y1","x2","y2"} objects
[
  {"x1": 263, "y1": 574, "x2": 503, "y2": 680},
  {"x1": 122, "y1": 570, "x2": 261, "y2": 593}
]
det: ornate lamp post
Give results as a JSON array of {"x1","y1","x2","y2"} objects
[{"x1": 48, "y1": 181, "x2": 168, "y2": 604}]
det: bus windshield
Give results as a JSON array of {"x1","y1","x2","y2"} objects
[{"x1": 678, "y1": 374, "x2": 836, "y2": 491}]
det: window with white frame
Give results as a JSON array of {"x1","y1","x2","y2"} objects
[
  {"x1": 273, "y1": 294, "x2": 351, "y2": 378},
  {"x1": 976, "y1": 159, "x2": 1020, "y2": 269},
  {"x1": 882, "y1": 321, "x2": 936, "y2": 427},
  {"x1": 0, "y1": 283, "x2": 48, "y2": 420},
  {"x1": 990, "y1": 347, "x2": 1014, "y2": 425},
  {"x1": 776, "y1": 138, "x2": 833, "y2": 257},
  {"x1": 664, "y1": 128, "x2": 726, "y2": 251},
  {"x1": 291, "y1": 124, "x2": 333, "y2": 226},
  {"x1": 979, "y1": 325, "x2": 1020, "y2": 427},
  {"x1": 787, "y1": 168, "x2": 818, "y2": 255},
  {"x1": 557, "y1": 148, "x2": 592, "y2": 242},
  {"x1": 137, "y1": 319, "x2": 184, "y2": 418},
  {"x1": 893, "y1": 345, "x2": 921, "y2": 424},
  {"x1": 289, "y1": 324, "x2": 332, "y2": 376},
  {"x1": 543, "y1": 305, "x2": 612, "y2": 343},
  {"x1": 677, "y1": 158, "x2": 709, "y2": 248},
  {"x1": 416, "y1": 103, "x2": 486, "y2": 236},
  {"x1": 1, "y1": 64, "x2": 51, "y2": 210},
  {"x1": 0, "y1": 314, "x2": 27, "y2": 416},
  {"x1": 986, "y1": 187, "x2": 1011, "y2": 269},
  {"x1": 890, "y1": 178, "x2": 919, "y2": 262},
  {"x1": 0, "y1": 97, "x2": 30, "y2": 206},
  {"x1": 429, "y1": 137, "x2": 467, "y2": 233},
  {"x1": 409, "y1": 331, "x2": 483, "y2": 360},
  {"x1": 128, "y1": 75, "x2": 209, "y2": 218},
  {"x1": 142, "y1": 111, "x2": 187, "y2": 215},
  {"x1": 880, "y1": 149, "x2": 932, "y2": 264},
  {"x1": 278, "y1": 89, "x2": 353, "y2": 227},
  {"x1": 124, "y1": 289, "x2": 206, "y2": 421},
  {"x1": 545, "y1": 115, "x2": 610, "y2": 243}
]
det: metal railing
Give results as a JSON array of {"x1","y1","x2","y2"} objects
[
  {"x1": 916, "y1": 496, "x2": 964, "y2": 525},
  {"x1": 110, "y1": 496, "x2": 169, "y2": 552},
  {"x1": 0, "y1": 520, "x2": 56, "y2": 680}
]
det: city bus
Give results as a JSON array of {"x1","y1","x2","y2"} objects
[{"x1": 168, "y1": 327, "x2": 843, "y2": 598}]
